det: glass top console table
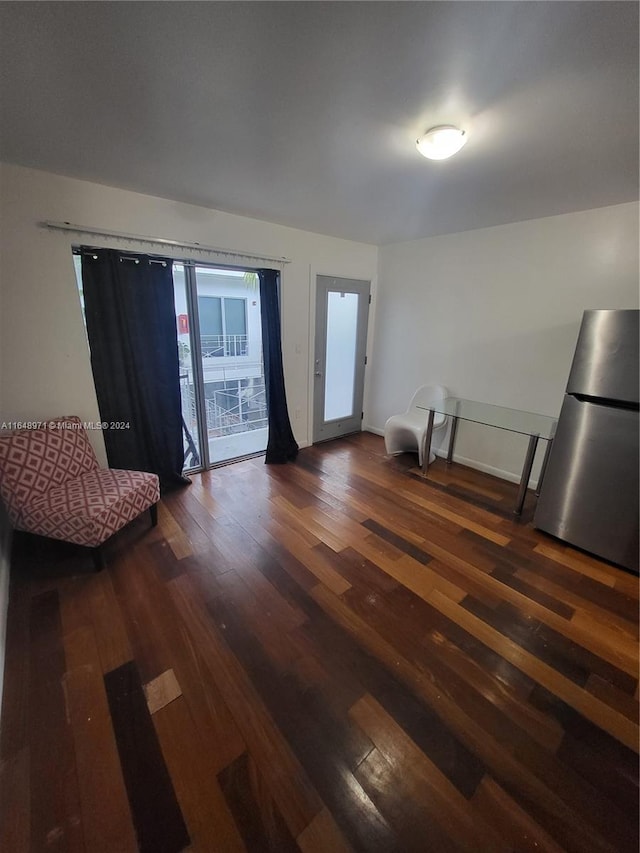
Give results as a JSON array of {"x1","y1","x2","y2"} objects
[{"x1": 416, "y1": 397, "x2": 558, "y2": 516}]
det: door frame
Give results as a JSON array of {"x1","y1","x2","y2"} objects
[
  {"x1": 178, "y1": 260, "x2": 271, "y2": 472},
  {"x1": 312, "y1": 274, "x2": 371, "y2": 443},
  {"x1": 183, "y1": 262, "x2": 210, "y2": 470}
]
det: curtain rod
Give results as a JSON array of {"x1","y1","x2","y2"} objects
[{"x1": 40, "y1": 221, "x2": 291, "y2": 265}]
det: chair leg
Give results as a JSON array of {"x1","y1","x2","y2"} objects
[
  {"x1": 91, "y1": 546, "x2": 106, "y2": 572},
  {"x1": 150, "y1": 503, "x2": 158, "y2": 527}
]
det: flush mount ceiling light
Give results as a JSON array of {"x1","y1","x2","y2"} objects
[{"x1": 416, "y1": 126, "x2": 467, "y2": 160}]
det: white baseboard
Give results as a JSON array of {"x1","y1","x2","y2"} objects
[
  {"x1": 362, "y1": 427, "x2": 537, "y2": 489},
  {"x1": 433, "y1": 449, "x2": 538, "y2": 489}
]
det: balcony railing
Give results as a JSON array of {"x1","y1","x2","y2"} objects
[
  {"x1": 201, "y1": 334, "x2": 248, "y2": 358},
  {"x1": 206, "y1": 382, "x2": 267, "y2": 437},
  {"x1": 179, "y1": 375, "x2": 267, "y2": 448}
]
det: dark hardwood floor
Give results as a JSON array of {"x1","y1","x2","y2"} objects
[{"x1": 0, "y1": 432, "x2": 638, "y2": 852}]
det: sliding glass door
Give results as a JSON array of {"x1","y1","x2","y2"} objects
[{"x1": 174, "y1": 263, "x2": 267, "y2": 470}]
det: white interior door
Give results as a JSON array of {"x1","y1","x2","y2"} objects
[{"x1": 313, "y1": 276, "x2": 370, "y2": 443}]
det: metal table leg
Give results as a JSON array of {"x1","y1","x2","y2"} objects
[
  {"x1": 421, "y1": 408, "x2": 435, "y2": 475},
  {"x1": 515, "y1": 433, "x2": 539, "y2": 515},
  {"x1": 535, "y1": 420, "x2": 556, "y2": 497},
  {"x1": 535, "y1": 437, "x2": 554, "y2": 497},
  {"x1": 447, "y1": 416, "x2": 459, "y2": 464},
  {"x1": 447, "y1": 398, "x2": 460, "y2": 465}
]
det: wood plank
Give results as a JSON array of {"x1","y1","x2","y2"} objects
[
  {"x1": 202, "y1": 578, "x2": 402, "y2": 853},
  {"x1": 557, "y1": 730, "x2": 639, "y2": 816},
  {"x1": 188, "y1": 477, "x2": 227, "y2": 519},
  {"x1": 63, "y1": 626, "x2": 138, "y2": 853},
  {"x1": 296, "y1": 807, "x2": 353, "y2": 853},
  {"x1": 215, "y1": 530, "x2": 308, "y2": 632},
  {"x1": 311, "y1": 581, "x2": 631, "y2": 853},
  {"x1": 267, "y1": 501, "x2": 323, "y2": 549},
  {"x1": 211, "y1": 569, "x2": 305, "y2": 669},
  {"x1": 4, "y1": 433, "x2": 637, "y2": 853},
  {"x1": 109, "y1": 545, "x2": 177, "y2": 683},
  {"x1": 218, "y1": 752, "x2": 299, "y2": 852},
  {"x1": 266, "y1": 461, "x2": 369, "y2": 525},
  {"x1": 321, "y1": 545, "x2": 399, "y2": 595},
  {"x1": 462, "y1": 596, "x2": 635, "y2": 696},
  {"x1": 273, "y1": 495, "x2": 349, "y2": 553},
  {"x1": 168, "y1": 573, "x2": 325, "y2": 838},
  {"x1": 512, "y1": 549, "x2": 638, "y2": 625},
  {"x1": 112, "y1": 545, "x2": 246, "y2": 774},
  {"x1": 104, "y1": 660, "x2": 190, "y2": 853},
  {"x1": 409, "y1": 535, "x2": 639, "y2": 677},
  {"x1": 614, "y1": 571, "x2": 640, "y2": 598},
  {"x1": 342, "y1": 535, "x2": 439, "y2": 601},
  {"x1": 343, "y1": 582, "x2": 565, "y2": 754},
  {"x1": 350, "y1": 694, "x2": 510, "y2": 852},
  {"x1": 360, "y1": 517, "x2": 437, "y2": 565},
  {"x1": 162, "y1": 489, "x2": 220, "y2": 556},
  {"x1": 427, "y1": 589, "x2": 639, "y2": 752},
  {"x1": 0, "y1": 573, "x2": 30, "y2": 761},
  {"x1": 153, "y1": 696, "x2": 247, "y2": 853},
  {"x1": 157, "y1": 502, "x2": 193, "y2": 560},
  {"x1": 397, "y1": 490, "x2": 512, "y2": 546},
  {"x1": 416, "y1": 466, "x2": 535, "y2": 527},
  {"x1": 470, "y1": 775, "x2": 566, "y2": 853},
  {"x1": 527, "y1": 683, "x2": 639, "y2": 811},
  {"x1": 58, "y1": 569, "x2": 134, "y2": 681},
  {"x1": 513, "y1": 564, "x2": 638, "y2": 641},
  {"x1": 144, "y1": 668, "x2": 182, "y2": 715},
  {"x1": 0, "y1": 747, "x2": 29, "y2": 852},
  {"x1": 29, "y1": 590, "x2": 85, "y2": 853},
  {"x1": 570, "y1": 609, "x2": 639, "y2": 671},
  {"x1": 288, "y1": 586, "x2": 488, "y2": 801},
  {"x1": 533, "y1": 542, "x2": 620, "y2": 587},
  {"x1": 227, "y1": 515, "x2": 320, "y2": 593},
  {"x1": 147, "y1": 538, "x2": 185, "y2": 582},
  {"x1": 58, "y1": 574, "x2": 93, "y2": 637},
  {"x1": 586, "y1": 673, "x2": 640, "y2": 723},
  {"x1": 85, "y1": 570, "x2": 133, "y2": 672},
  {"x1": 264, "y1": 517, "x2": 351, "y2": 596},
  {"x1": 354, "y1": 746, "x2": 462, "y2": 853},
  {"x1": 491, "y1": 562, "x2": 575, "y2": 619}
]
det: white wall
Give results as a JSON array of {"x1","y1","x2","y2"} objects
[
  {"x1": 0, "y1": 163, "x2": 378, "y2": 463},
  {"x1": 368, "y1": 202, "x2": 640, "y2": 483}
]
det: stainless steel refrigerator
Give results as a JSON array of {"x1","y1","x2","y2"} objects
[{"x1": 534, "y1": 309, "x2": 639, "y2": 573}]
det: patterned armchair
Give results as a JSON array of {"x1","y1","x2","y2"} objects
[{"x1": 0, "y1": 416, "x2": 160, "y2": 569}]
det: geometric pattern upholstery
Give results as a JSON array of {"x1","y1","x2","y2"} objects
[
  {"x1": 20, "y1": 468, "x2": 160, "y2": 547},
  {"x1": 0, "y1": 416, "x2": 99, "y2": 526},
  {"x1": 0, "y1": 416, "x2": 159, "y2": 548}
]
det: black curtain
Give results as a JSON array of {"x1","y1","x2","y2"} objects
[
  {"x1": 81, "y1": 248, "x2": 189, "y2": 490},
  {"x1": 258, "y1": 269, "x2": 299, "y2": 464}
]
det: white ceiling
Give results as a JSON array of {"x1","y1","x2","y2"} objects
[{"x1": 0, "y1": 2, "x2": 637, "y2": 245}]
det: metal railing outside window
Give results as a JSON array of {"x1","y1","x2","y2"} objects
[
  {"x1": 180, "y1": 376, "x2": 267, "y2": 440},
  {"x1": 200, "y1": 334, "x2": 248, "y2": 358}
]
